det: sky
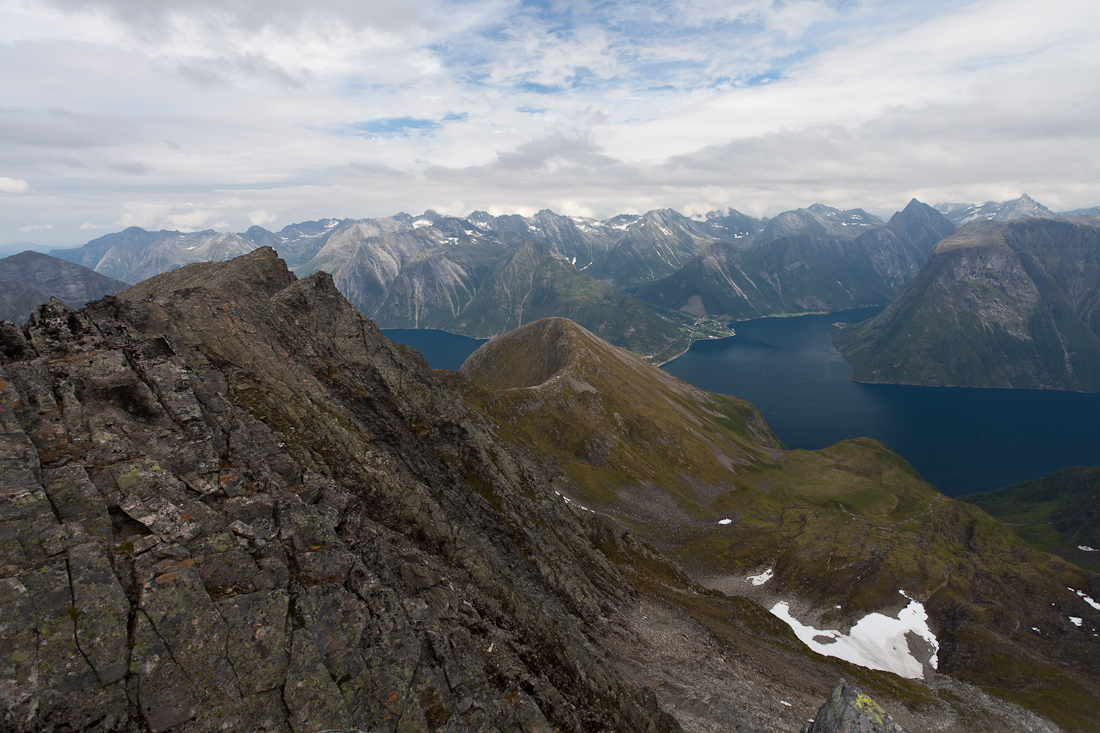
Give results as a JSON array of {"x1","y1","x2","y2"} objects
[{"x1": 2, "y1": 0, "x2": 1099, "y2": 246}]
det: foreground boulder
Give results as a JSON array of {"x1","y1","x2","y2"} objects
[{"x1": 800, "y1": 679, "x2": 907, "y2": 733}]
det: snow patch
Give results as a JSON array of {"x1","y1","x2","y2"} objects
[
  {"x1": 1072, "y1": 588, "x2": 1100, "y2": 610},
  {"x1": 413, "y1": 219, "x2": 431, "y2": 229},
  {"x1": 768, "y1": 590, "x2": 938, "y2": 679},
  {"x1": 718, "y1": 518, "x2": 732, "y2": 525},
  {"x1": 571, "y1": 256, "x2": 576, "y2": 264},
  {"x1": 1079, "y1": 545, "x2": 1098, "y2": 552},
  {"x1": 748, "y1": 568, "x2": 773, "y2": 586},
  {"x1": 1070, "y1": 616, "x2": 1083, "y2": 627}
]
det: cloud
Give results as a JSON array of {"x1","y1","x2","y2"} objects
[
  {"x1": 3, "y1": 0, "x2": 1100, "y2": 244},
  {"x1": 117, "y1": 201, "x2": 213, "y2": 231},
  {"x1": 248, "y1": 209, "x2": 277, "y2": 226},
  {"x1": 20, "y1": 224, "x2": 54, "y2": 231},
  {"x1": 79, "y1": 222, "x2": 106, "y2": 230},
  {"x1": 0, "y1": 177, "x2": 30, "y2": 194}
]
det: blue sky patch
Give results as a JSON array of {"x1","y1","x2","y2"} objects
[{"x1": 350, "y1": 117, "x2": 440, "y2": 135}]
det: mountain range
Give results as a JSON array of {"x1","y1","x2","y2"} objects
[
  {"x1": 31, "y1": 192, "x2": 1098, "y2": 380},
  {"x1": 37, "y1": 200, "x2": 943, "y2": 363},
  {"x1": 632, "y1": 200, "x2": 954, "y2": 320},
  {"x1": 831, "y1": 216, "x2": 1100, "y2": 391},
  {"x1": 3, "y1": 248, "x2": 1099, "y2": 732},
  {"x1": 0, "y1": 250, "x2": 128, "y2": 324}
]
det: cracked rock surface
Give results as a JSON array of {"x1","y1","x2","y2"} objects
[{"x1": 0, "y1": 247, "x2": 680, "y2": 733}]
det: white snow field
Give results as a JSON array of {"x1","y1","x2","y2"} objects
[{"x1": 769, "y1": 590, "x2": 939, "y2": 679}]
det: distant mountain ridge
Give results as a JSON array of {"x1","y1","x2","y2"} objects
[
  {"x1": 37, "y1": 206, "x2": 770, "y2": 362},
  {"x1": 832, "y1": 216, "x2": 1100, "y2": 391},
  {"x1": 0, "y1": 250, "x2": 128, "y2": 323},
  {"x1": 933, "y1": 193, "x2": 1055, "y2": 227},
  {"x1": 633, "y1": 200, "x2": 955, "y2": 320}
]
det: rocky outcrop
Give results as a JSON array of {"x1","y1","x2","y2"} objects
[
  {"x1": 799, "y1": 679, "x2": 907, "y2": 733},
  {"x1": 0, "y1": 247, "x2": 680, "y2": 733}
]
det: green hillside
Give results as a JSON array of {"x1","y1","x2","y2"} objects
[
  {"x1": 960, "y1": 466, "x2": 1100, "y2": 572},
  {"x1": 450, "y1": 318, "x2": 1100, "y2": 730}
]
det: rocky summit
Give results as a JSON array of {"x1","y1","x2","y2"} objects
[
  {"x1": 2, "y1": 247, "x2": 1099, "y2": 733},
  {"x1": 0, "y1": 247, "x2": 682, "y2": 733}
]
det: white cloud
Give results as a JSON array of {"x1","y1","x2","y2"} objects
[
  {"x1": 247, "y1": 209, "x2": 278, "y2": 226},
  {"x1": 1, "y1": 0, "x2": 1099, "y2": 243},
  {"x1": 79, "y1": 222, "x2": 106, "y2": 230},
  {"x1": 117, "y1": 201, "x2": 213, "y2": 231},
  {"x1": 0, "y1": 177, "x2": 30, "y2": 194},
  {"x1": 20, "y1": 224, "x2": 54, "y2": 231}
]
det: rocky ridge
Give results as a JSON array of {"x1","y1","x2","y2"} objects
[{"x1": 0, "y1": 247, "x2": 684, "y2": 733}]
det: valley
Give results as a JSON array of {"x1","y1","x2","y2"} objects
[{"x1": 3, "y1": 192, "x2": 1100, "y2": 732}]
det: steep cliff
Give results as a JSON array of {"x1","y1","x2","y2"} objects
[{"x1": 831, "y1": 217, "x2": 1100, "y2": 390}]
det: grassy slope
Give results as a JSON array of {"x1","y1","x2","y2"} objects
[
  {"x1": 960, "y1": 466, "x2": 1100, "y2": 573},
  {"x1": 449, "y1": 317, "x2": 1100, "y2": 731}
]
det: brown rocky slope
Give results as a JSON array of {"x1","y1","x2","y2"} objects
[{"x1": 0, "y1": 247, "x2": 683, "y2": 733}]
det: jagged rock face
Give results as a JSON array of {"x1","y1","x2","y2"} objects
[
  {"x1": 0, "y1": 252, "x2": 129, "y2": 324},
  {"x1": 832, "y1": 217, "x2": 1100, "y2": 391},
  {"x1": 800, "y1": 679, "x2": 908, "y2": 733},
  {"x1": 0, "y1": 247, "x2": 680, "y2": 733}
]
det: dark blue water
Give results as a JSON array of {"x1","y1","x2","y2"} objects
[
  {"x1": 384, "y1": 316, "x2": 1100, "y2": 497},
  {"x1": 382, "y1": 329, "x2": 487, "y2": 371}
]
